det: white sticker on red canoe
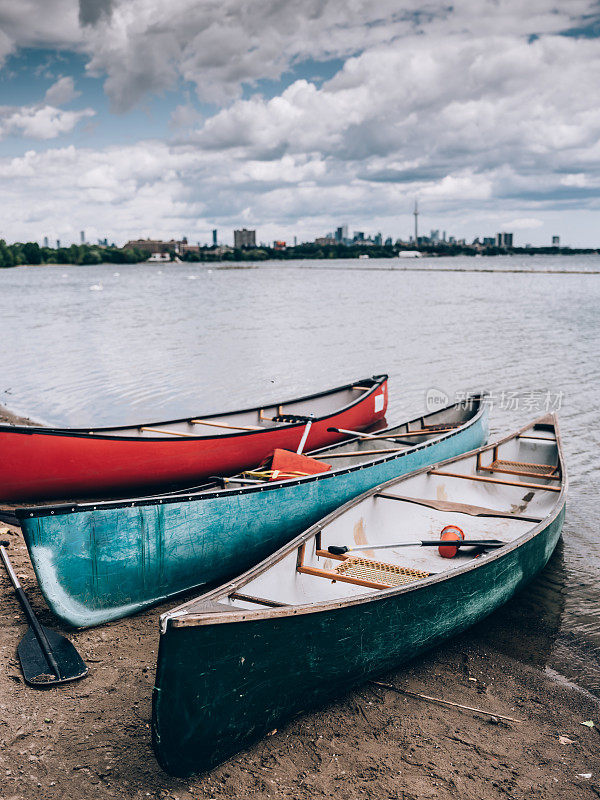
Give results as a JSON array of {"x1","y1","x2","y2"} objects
[{"x1": 374, "y1": 393, "x2": 384, "y2": 412}]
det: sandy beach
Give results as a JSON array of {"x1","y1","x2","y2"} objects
[{"x1": 0, "y1": 404, "x2": 599, "y2": 799}]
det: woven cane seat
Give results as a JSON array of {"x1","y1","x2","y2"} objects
[{"x1": 334, "y1": 558, "x2": 430, "y2": 587}]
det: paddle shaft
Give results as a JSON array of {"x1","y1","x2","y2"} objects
[
  {"x1": 0, "y1": 543, "x2": 61, "y2": 679},
  {"x1": 296, "y1": 418, "x2": 313, "y2": 454},
  {"x1": 329, "y1": 539, "x2": 504, "y2": 555}
]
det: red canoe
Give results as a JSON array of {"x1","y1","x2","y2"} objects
[{"x1": 0, "y1": 375, "x2": 388, "y2": 502}]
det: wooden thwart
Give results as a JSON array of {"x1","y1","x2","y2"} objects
[
  {"x1": 312, "y1": 446, "x2": 407, "y2": 459},
  {"x1": 190, "y1": 419, "x2": 261, "y2": 431},
  {"x1": 429, "y1": 470, "x2": 561, "y2": 492},
  {"x1": 229, "y1": 592, "x2": 288, "y2": 608},
  {"x1": 401, "y1": 428, "x2": 457, "y2": 437},
  {"x1": 140, "y1": 427, "x2": 195, "y2": 437}
]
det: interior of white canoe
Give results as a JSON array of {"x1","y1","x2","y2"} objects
[{"x1": 203, "y1": 422, "x2": 562, "y2": 612}]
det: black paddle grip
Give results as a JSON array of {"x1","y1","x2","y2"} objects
[{"x1": 328, "y1": 545, "x2": 349, "y2": 555}]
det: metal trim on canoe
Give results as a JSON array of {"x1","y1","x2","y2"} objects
[
  {"x1": 162, "y1": 413, "x2": 566, "y2": 630},
  {"x1": 16, "y1": 394, "x2": 487, "y2": 520},
  {"x1": 0, "y1": 375, "x2": 387, "y2": 441}
]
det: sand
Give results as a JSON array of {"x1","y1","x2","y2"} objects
[{"x1": 0, "y1": 405, "x2": 598, "y2": 799}]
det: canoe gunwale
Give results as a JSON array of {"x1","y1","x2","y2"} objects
[
  {"x1": 16, "y1": 393, "x2": 487, "y2": 521},
  {"x1": 0, "y1": 374, "x2": 387, "y2": 441},
  {"x1": 163, "y1": 412, "x2": 566, "y2": 631}
]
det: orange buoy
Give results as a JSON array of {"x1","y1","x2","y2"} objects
[{"x1": 438, "y1": 524, "x2": 465, "y2": 558}]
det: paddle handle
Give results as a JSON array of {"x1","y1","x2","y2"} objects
[{"x1": 0, "y1": 543, "x2": 61, "y2": 679}]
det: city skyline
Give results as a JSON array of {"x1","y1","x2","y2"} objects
[
  {"x1": 26, "y1": 220, "x2": 553, "y2": 251},
  {"x1": 1, "y1": 3, "x2": 600, "y2": 246}
]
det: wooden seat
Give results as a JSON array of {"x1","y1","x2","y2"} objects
[
  {"x1": 478, "y1": 458, "x2": 560, "y2": 480},
  {"x1": 334, "y1": 558, "x2": 430, "y2": 588},
  {"x1": 296, "y1": 541, "x2": 430, "y2": 590},
  {"x1": 428, "y1": 469, "x2": 562, "y2": 492}
]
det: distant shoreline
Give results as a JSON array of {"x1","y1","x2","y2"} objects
[{"x1": 2, "y1": 240, "x2": 600, "y2": 270}]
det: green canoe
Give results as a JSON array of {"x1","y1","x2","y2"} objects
[{"x1": 152, "y1": 414, "x2": 567, "y2": 776}]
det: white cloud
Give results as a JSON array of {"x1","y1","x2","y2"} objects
[
  {"x1": 500, "y1": 218, "x2": 544, "y2": 230},
  {"x1": 169, "y1": 103, "x2": 202, "y2": 130},
  {"x1": 3, "y1": 0, "x2": 594, "y2": 110},
  {"x1": 0, "y1": 1, "x2": 81, "y2": 48},
  {"x1": 0, "y1": 105, "x2": 95, "y2": 139},
  {"x1": 0, "y1": 26, "x2": 13, "y2": 65},
  {"x1": 1, "y1": 1, "x2": 600, "y2": 244},
  {"x1": 44, "y1": 76, "x2": 80, "y2": 106}
]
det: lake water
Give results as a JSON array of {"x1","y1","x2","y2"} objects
[{"x1": 1, "y1": 255, "x2": 599, "y2": 692}]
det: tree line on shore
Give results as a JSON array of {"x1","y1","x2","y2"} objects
[
  {"x1": 0, "y1": 240, "x2": 148, "y2": 268},
  {"x1": 1, "y1": 239, "x2": 598, "y2": 268}
]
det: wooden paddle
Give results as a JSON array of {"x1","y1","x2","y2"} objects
[{"x1": 0, "y1": 540, "x2": 88, "y2": 687}]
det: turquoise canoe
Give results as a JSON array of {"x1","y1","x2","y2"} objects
[
  {"x1": 153, "y1": 415, "x2": 566, "y2": 776},
  {"x1": 17, "y1": 395, "x2": 487, "y2": 627}
]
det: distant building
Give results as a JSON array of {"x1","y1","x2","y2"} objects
[
  {"x1": 482, "y1": 237, "x2": 496, "y2": 246},
  {"x1": 123, "y1": 238, "x2": 182, "y2": 255},
  {"x1": 212, "y1": 229, "x2": 218, "y2": 246},
  {"x1": 80, "y1": 231, "x2": 85, "y2": 244},
  {"x1": 353, "y1": 231, "x2": 365, "y2": 242},
  {"x1": 56, "y1": 239, "x2": 61, "y2": 249},
  {"x1": 43, "y1": 236, "x2": 49, "y2": 248},
  {"x1": 552, "y1": 236, "x2": 560, "y2": 246},
  {"x1": 273, "y1": 240, "x2": 286, "y2": 250},
  {"x1": 430, "y1": 229, "x2": 440, "y2": 243},
  {"x1": 385, "y1": 237, "x2": 393, "y2": 247},
  {"x1": 374, "y1": 232, "x2": 382, "y2": 246},
  {"x1": 496, "y1": 232, "x2": 513, "y2": 247},
  {"x1": 180, "y1": 243, "x2": 201, "y2": 255},
  {"x1": 335, "y1": 225, "x2": 348, "y2": 244},
  {"x1": 234, "y1": 228, "x2": 256, "y2": 249},
  {"x1": 315, "y1": 236, "x2": 337, "y2": 246}
]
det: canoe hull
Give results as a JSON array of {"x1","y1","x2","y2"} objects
[
  {"x1": 19, "y1": 407, "x2": 488, "y2": 627},
  {"x1": 0, "y1": 377, "x2": 387, "y2": 501},
  {"x1": 152, "y1": 504, "x2": 565, "y2": 776}
]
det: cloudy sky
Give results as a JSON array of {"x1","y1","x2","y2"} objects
[{"x1": 1, "y1": 0, "x2": 600, "y2": 247}]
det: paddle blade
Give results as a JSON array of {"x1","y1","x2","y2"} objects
[
  {"x1": 267, "y1": 449, "x2": 331, "y2": 481},
  {"x1": 17, "y1": 626, "x2": 88, "y2": 687}
]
